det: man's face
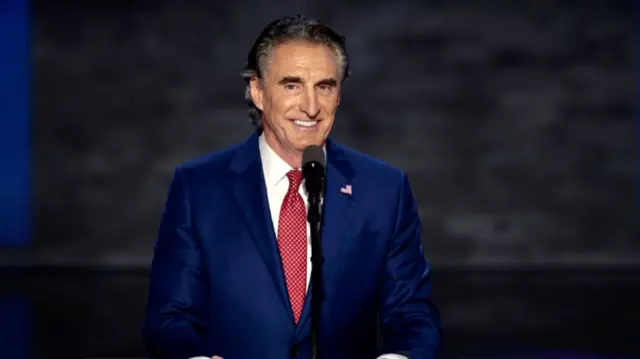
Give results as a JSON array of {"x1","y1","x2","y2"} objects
[{"x1": 250, "y1": 40, "x2": 341, "y2": 158}]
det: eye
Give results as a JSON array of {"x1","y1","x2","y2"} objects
[
  {"x1": 317, "y1": 83, "x2": 335, "y2": 94},
  {"x1": 284, "y1": 83, "x2": 300, "y2": 91}
]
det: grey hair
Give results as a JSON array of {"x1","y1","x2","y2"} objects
[{"x1": 241, "y1": 14, "x2": 351, "y2": 127}]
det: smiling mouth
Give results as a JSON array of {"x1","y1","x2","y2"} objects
[{"x1": 292, "y1": 119, "x2": 318, "y2": 127}]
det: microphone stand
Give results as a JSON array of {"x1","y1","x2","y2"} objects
[{"x1": 307, "y1": 192, "x2": 323, "y2": 359}]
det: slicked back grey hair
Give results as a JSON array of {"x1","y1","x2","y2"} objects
[{"x1": 241, "y1": 14, "x2": 351, "y2": 127}]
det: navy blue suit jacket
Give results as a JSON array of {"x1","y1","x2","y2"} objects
[{"x1": 143, "y1": 131, "x2": 441, "y2": 359}]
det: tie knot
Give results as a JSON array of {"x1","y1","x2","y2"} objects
[{"x1": 287, "y1": 170, "x2": 303, "y2": 191}]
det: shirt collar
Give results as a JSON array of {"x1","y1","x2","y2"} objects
[{"x1": 258, "y1": 133, "x2": 326, "y2": 187}]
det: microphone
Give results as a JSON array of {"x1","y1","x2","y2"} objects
[
  {"x1": 302, "y1": 145, "x2": 325, "y2": 198},
  {"x1": 301, "y1": 145, "x2": 325, "y2": 359}
]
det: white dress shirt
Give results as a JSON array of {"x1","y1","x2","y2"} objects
[
  {"x1": 259, "y1": 134, "x2": 314, "y2": 288},
  {"x1": 258, "y1": 135, "x2": 406, "y2": 359},
  {"x1": 189, "y1": 135, "x2": 407, "y2": 359}
]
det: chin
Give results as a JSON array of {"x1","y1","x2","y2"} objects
[
  {"x1": 290, "y1": 141, "x2": 315, "y2": 153},
  {"x1": 298, "y1": 136, "x2": 325, "y2": 146}
]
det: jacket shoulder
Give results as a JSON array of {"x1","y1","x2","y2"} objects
[{"x1": 173, "y1": 141, "x2": 242, "y2": 177}]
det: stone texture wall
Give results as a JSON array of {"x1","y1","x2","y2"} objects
[{"x1": 14, "y1": 0, "x2": 636, "y2": 266}]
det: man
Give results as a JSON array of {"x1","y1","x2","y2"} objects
[{"x1": 143, "y1": 14, "x2": 441, "y2": 359}]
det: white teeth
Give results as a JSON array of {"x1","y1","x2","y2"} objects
[{"x1": 294, "y1": 120, "x2": 317, "y2": 127}]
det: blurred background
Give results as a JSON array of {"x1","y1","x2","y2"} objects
[{"x1": 0, "y1": 0, "x2": 638, "y2": 358}]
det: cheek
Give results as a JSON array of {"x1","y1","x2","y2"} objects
[
  {"x1": 269, "y1": 95, "x2": 297, "y2": 117},
  {"x1": 265, "y1": 95, "x2": 278, "y2": 113},
  {"x1": 321, "y1": 98, "x2": 339, "y2": 115}
]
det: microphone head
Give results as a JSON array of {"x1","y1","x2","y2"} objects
[
  {"x1": 302, "y1": 145, "x2": 325, "y2": 169},
  {"x1": 302, "y1": 145, "x2": 325, "y2": 195}
]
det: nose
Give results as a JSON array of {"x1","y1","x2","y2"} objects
[{"x1": 299, "y1": 87, "x2": 320, "y2": 118}]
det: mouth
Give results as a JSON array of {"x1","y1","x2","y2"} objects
[{"x1": 292, "y1": 119, "x2": 319, "y2": 129}]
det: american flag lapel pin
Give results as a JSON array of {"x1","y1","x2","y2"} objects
[{"x1": 340, "y1": 184, "x2": 352, "y2": 196}]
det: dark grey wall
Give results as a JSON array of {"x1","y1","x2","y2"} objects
[{"x1": 13, "y1": 0, "x2": 636, "y2": 266}]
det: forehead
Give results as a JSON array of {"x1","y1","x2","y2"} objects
[{"x1": 265, "y1": 41, "x2": 339, "y2": 79}]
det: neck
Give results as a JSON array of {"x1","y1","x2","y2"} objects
[{"x1": 263, "y1": 131, "x2": 303, "y2": 169}]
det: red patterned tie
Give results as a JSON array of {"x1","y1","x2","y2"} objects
[{"x1": 277, "y1": 170, "x2": 307, "y2": 324}]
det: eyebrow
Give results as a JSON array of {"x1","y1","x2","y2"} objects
[{"x1": 278, "y1": 76, "x2": 338, "y2": 87}]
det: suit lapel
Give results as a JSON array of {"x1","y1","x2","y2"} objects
[
  {"x1": 230, "y1": 131, "x2": 294, "y2": 323},
  {"x1": 296, "y1": 138, "x2": 356, "y2": 337},
  {"x1": 319, "y1": 139, "x2": 356, "y2": 263}
]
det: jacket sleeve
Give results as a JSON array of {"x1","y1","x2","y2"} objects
[
  {"x1": 378, "y1": 172, "x2": 442, "y2": 359},
  {"x1": 142, "y1": 167, "x2": 209, "y2": 359}
]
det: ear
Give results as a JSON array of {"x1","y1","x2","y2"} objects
[{"x1": 250, "y1": 77, "x2": 264, "y2": 111}]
